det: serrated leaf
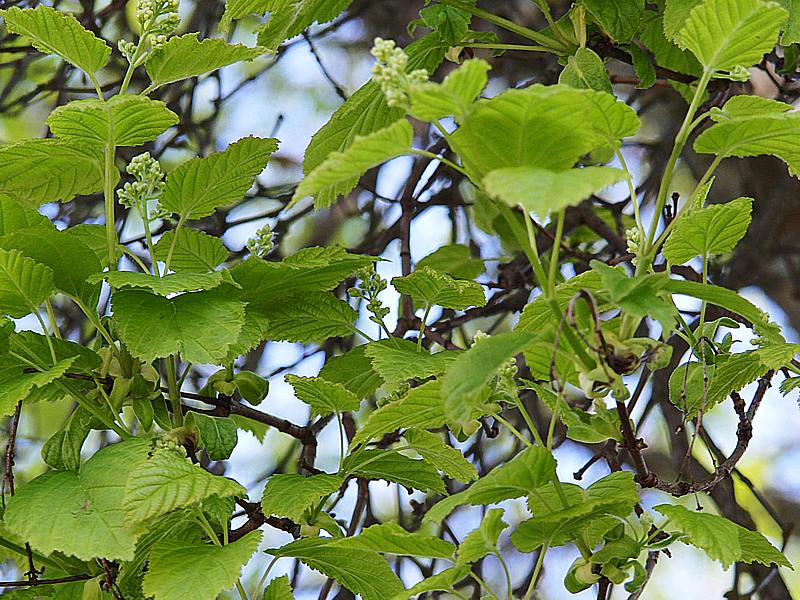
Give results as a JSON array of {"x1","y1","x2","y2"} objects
[
  {"x1": 92, "y1": 270, "x2": 230, "y2": 295},
  {"x1": 187, "y1": 413, "x2": 238, "y2": 461},
  {"x1": 559, "y1": 47, "x2": 613, "y2": 92},
  {"x1": 409, "y1": 58, "x2": 490, "y2": 122},
  {"x1": 392, "y1": 266, "x2": 485, "y2": 310},
  {"x1": 0, "y1": 5, "x2": 110, "y2": 75},
  {"x1": 292, "y1": 119, "x2": 413, "y2": 208},
  {"x1": 161, "y1": 136, "x2": 278, "y2": 220},
  {"x1": 4, "y1": 438, "x2": 151, "y2": 561},
  {"x1": 319, "y1": 345, "x2": 382, "y2": 398},
  {"x1": 737, "y1": 527, "x2": 793, "y2": 568},
  {"x1": 124, "y1": 449, "x2": 245, "y2": 523},
  {"x1": 534, "y1": 382, "x2": 622, "y2": 443},
  {"x1": 143, "y1": 531, "x2": 261, "y2": 600},
  {"x1": 655, "y1": 504, "x2": 741, "y2": 568},
  {"x1": 420, "y1": 4, "x2": 472, "y2": 44},
  {"x1": 262, "y1": 575, "x2": 293, "y2": 600},
  {"x1": 261, "y1": 473, "x2": 344, "y2": 521},
  {"x1": 642, "y1": 10, "x2": 703, "y2": 76},
  {"x1": 403, "y1": 429, "x2": 478, "y2": 483},
  {"x1": 0, "y1": 139, "x2": 104, "y2": 205},
  {"x1": 0, "y1": 357, "x2": 75, "y2": 417},
  {"x1": 256, "y1": 0, "x2": 353, "y2": 51},
  {"x1": 484, "y1": 166, "x2": 626, "y2": 220},
  {"x1": 663, "y1": 197, "x2": 753, "y2": 263},
  {"x1": 390, "y1": 565, "x2": 470, "y2": 600},
  {"x1": 364, "y1": 337, "x2": 458, "y2": 386},
  {"x1": 112, "y1": 289, "x2": 245, "y2": 364},
  {"x1": 0, "y1": 248, "x2": 56, "y2": 318},
  {"x1": 706, "y1": 344, "x2": 798, "y2": 405},
  {"x1": 267, "y1": 537, "x2": 403, "y2": 600},
  {"x1": 517, "y1": 270, "x2": 605, "y2": 333},
  {"x1": 154, "y1": 229, "x2": 228, "y2": 273},
  {"x1": 348, "y1": 522, "x2": 455, "y2": 558},
  {"x1": 145, "y1": 33, "x2": 263, "y2": 88},
  {"x1": 46, "y1": 96, "x2": 178, "y2": 147},
  {"x1": 0, "y1": 196, "x2": 54, "y2": 236},
  {"x1": 285, "y1": 374, "x2": 360, "y2": 416},
  {"x1": 424, "y1": 446, "x2": 557, "y2": 525},
  {"x1": 456, "y1": 508, "x2": 507, "y2": 566},
  {"x1": 259, "y1": 292, "x2": 358, "y2": 343},
  {"x1": 343, "y1": 448, "x2": 446, "y2": 493},
  {"x1": 676, "y1": 0, "x2": 785, "y2": 72},
  {"x1": 581, "y1": 0, "x2": 644, "y2": 42},
  {"x1": 416, "y1": 244, "x2": 484, "y2": 279},
  {"x1": 220, "y1": 0, "x2": 271, "y2": 25},
  {"x1": 42, "y1": 405, "x2": 103, "y2": 471}
]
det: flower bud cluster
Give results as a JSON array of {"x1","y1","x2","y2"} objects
[
  {"x1": 154, "y1": 433, "x2": 187, "y2": 458},
  {"x1": 370, "y1": 37, "x2": 428, "y2": 109},
  {"x1": 118, "y1": 39, "x2": 137, "y2": 61},
  {"x1": 348, "y1": 266, "x2": 390, "y2": 328},
  {"x1": 118, "y1": 152, "x2": 165, "y2": 211},
  {"x1": 246, "y1": 223, "x2": 276, "y2": 258},
  {"x1": 136, "y1": 0, "x2": 180, "y2": 35},
  {"x1": 625, "y1": 227, "x2": 641, "y2": 265}
]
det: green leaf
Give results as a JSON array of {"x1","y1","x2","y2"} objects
[
  {"x1": 267, "y1": 536, "x2": 404, "y2": 600},
  {"x1": 4, "y1": 438, "x2": 151, "y2": 561},
  {"x1": 0, "y1": 196, "x2": 54, "y2": 236},
  {"x1": 0, "y1": 5, "x2": 111, "y2": 75},
  {"x1": 706, "y1": 344, "x2": 798, "y2": 406},
  {"x1": 484, "y1": 166, "x2": 626, "y2": 220},
  {"x1": 187, "y1": 413, "x2": 238, "y2": 461},
  {"x1": 424, "y1": 445, "x2": 557, "y2": 524},
  {"x1": 234, "y1": 370, "x2": 269, "y2": 404},
  {"x1": 420, "y1": 4, "x2": 472, "y2": 44},
  {"x1": 778, "y1": 0, "x2": 800, "y2": 43},
  {"x1": 642, "y1": 10, "x2": 702, "y2": 76},
  {"x1": 409, "y1": 58, "x2": 490, "y2": 122},
  {"x1": 403, "y1": 429, "x2": 478, "y2": 484},
  {"x1": 145, "y1": 33, "x2": 263, "y2": 88},
  {"x1": 663, "y1": 197, "x2": 753, "y2": 263},
  {"x1": 256, "y1": 0, "x2": 354, "y2": 52},
  {"x1": 258, "y1": 292, "x2": 358, "y2": 343},
  {"x1": 392, "y1": 266, "x2": 485, "y2": 310},
  {"x1": 655, "y1": 504, "x2": 741, "y2": 568},
  {"x1": 262, "y1": 576, "x2": 293, "y2": 600},
  {"x1": 46, "y1": 96, "x2": 178, "y2": 147},
  {"x1": 676, "y1": 0, "x2": 786, "y2": 72},
  {"x1": 669, "y1": 361, "x2": 716, "y2": 417},
  {"x1": 343, "y1": 448, "x2": 447, "y2": 494},
  {"x1": 153, "y1": 229, "x2": 228, "y2": 273},
  {"x1": 456, "y1": 508, "x2": 508, "y2": 566},
  {"x1": 517, "y1": 270, "x2": 605, "y2": 333},
  {"x1": 93, "y1": 270, "x2": 231, "y2": 295},
  {"x1": 64, "y1": 224, "x2": 108, "y2": 262},
  {"x1": 627, "y1": 43, "x2": 657, "y2": 88},
  {"x1": 0, "y1": 139, "x2": 104, "y2": 205},
  {"x1": 0, "y1": 356, "x2": 76, "y2": 417},
  {"x1": 581, "y1": 0, "x2": 644, "y2": 42},
  {"x1": 737, "y1": 527, "x2": 793, "y2": 568},
  {"x1": 0, "y1": 248, "x2": 56, "y2": 318},
  {"x1": 112, "y1": 289, "x2": 245, "y2": 364},
  {"x1": 390, "y1": 565, "x2": 470, "y2": 600},
  {"x1": 285, "y1": 374, "x2": 360, "y2": 416},
  {"x1": 319, "y1": 345, "x2": 382, "y2": 398},
  {"x1": 533, "y1": 382, "x2": 622, "y2": 443},
  {"x1": 559, "y1": 48, "x2": 613, "y2": 93},
  {"x1": 220, "y1": 0, "x2": 271, "y2": 25},
  {"x1": 42, "y1": 405, "x2": 103, "y2": 471},
  {"x1": 161, "y1": 136, "x2": 278, "y2": 220},
  {"x1": 124, "y1": 449, "x2": 245, "y2": 523},
  {"x1": 416, "y1": 244, "x2": 484, "y2": 279},
  {"x1": 0, "y1": 228, "x2": 101, "y2": 308},
  {"x1": 143, "y1": 531, "x2": 261, "y2": 600},
  {"x1": 364, "y1": 337, "x2": 458, "y2": 386},
  {"x1": 292, "y1": 120, "x2": 413, "y2": 208},
  {"x1": 348, "y1": 522, "x2": 455, "y2": 558},
  {"x1": 261, "y1": 473, "x2": 344, "y2": 521}
]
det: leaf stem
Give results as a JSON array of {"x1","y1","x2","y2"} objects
[
  {"x1": 523, "y1": 545, "x2": 548, "y2": 600},
  {"x1": 547, "y1": 209, "x2": 565, "y2": 297},
  {"x1": 104, "y1": 141, "x2": 119, "y2": 271},
  {"x1": 410, "y1": 149, "x2": 470, "y2": 178},
  {"x1": 166, "y1": 355, "x2": 183, "y2": 427}
]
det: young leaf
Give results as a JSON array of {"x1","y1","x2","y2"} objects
[
  {"x1": 0, "y1": 196, "x2": 55, "y2": 236},
  {"x1": 46, "y1": 96, "x2": 178, "y2": 147},
  {"x1": 257, "y1": 292, "x2": 358, "y2": 343},
  {"x1": 706, "y1": 344, "x2": 798, "y2": 406},
  {"x1": 42, "y1": 405, "x2": 103, "y2": 471},
  {"x1": 484, "y1": 166, "x2": 626, "y2": 220},
  {"x1": 392, "y1": 266, "x2": 485, "y2": 310},
  {"x1": 424, "y1": 445, "x2": 557, "y2": 525},
  {"x1": 390, "y1": 565, "x2": 470, "y2": 600},
  {"x1": 559, "y1": 48, "x2": 613, "y2": 93},
  {"x1": 92, "y1": 270, "x2": 230, "y2": 295},
  {"x1": 403, "y1": 429, "x2": 478, "y2": 483},
  {"x1": 0, "y1": 248, "x2": 56, "y2": 318},
  {"x1": 160, "y1": 136, "x2": 279, "y2": 220},
  {"x1": 285, "y1": 374, "x2": 360, "y2": 416},
  {"x1": 409, "y1": 58, "x2": 490, "y2": 122},
  {"x1": 186, "y1": 413, "x2": 238, "y2": 461},
  {"x1": 319, "y1": 345, "x2": 382, "y2": 398},
  {"x1": 654, "y1": 504, "x2": 743, "y2": 568},
  {"x1": 347, "y1": 522, "x2": 456, "y2": 558},
  {"x1": 0, "y1": 5, "x2": 111, "y2": 75},
  {"x1": 416, "y1": 244, "x2": 484, "y2": 280},
  {"x1": 419, "y1": 3, "x2": 472, "y2": 44},
  {"x1": 364, "y1": 337, "x2": 458, "y2": 386},
  {"x1": 456, "y1": 508, "x2": 508, "y2": 566},
  {"x1": 663, "y1": 197, "x2": 753, "y2": 263},
  {"x1": 144, "y1": 33, "x2": 263, "y2": 88},
  {"x1": 143, "y1": 531, "x2": 262, "y2": 600},
  {"x1": 0, "y1": 357, "x2": 76, "y2": 417},
  {"x1": 676, "y1": 0, "x2": 786, "y2": 72},
  {"x1": 112, "y1": 289, "x2": 245, "y2": 364},
  {"x1": 261, "y1": 473, "x2": 344, "y2": 521},
  {"x1": 124, "y1": 449, "x2": 245, "y2": 523},
  {"x1": 581, "y1": 0, "x2": 645, "y2": 43},
  {"x1": 262, "y1": 575, "x2": 293, "y2": 600},
  {"x1": 256, "y1": 0, "x2": 353, "y2": 51},
  {"x1": 737, "y1": 527, "x2": 793, "y2": 568},
  {"x1": 291, "y1": 119, "x2": 413, "y2": 208},
  {"x1": 266, "y1": 537, "x2": 404, "y2": 600},
  {"x1": 343, "y1": 448, "x2": 447, "y2": 494},
  {"x1": 154, "y1": 229, "x2": 228, "y2": 273}
]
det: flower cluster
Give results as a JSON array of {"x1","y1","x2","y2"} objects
[
  {"x1": 370, "y1": 37, "x2": 428, "y2": 108},
  {"x1": 246, "y1": 223, "x2": 276, "y2": 258},
  {"x1": 348, "y1": 266, "x2": 390, "y2": 329},
  {"x1": 136, "y1": 0, "x2": 180, "y2": 38},
  {"x1": 117, "y1": 152, "x2": 165, "y2": 211},
  {"x1": 625, "y1": 227, "x2": 641, "y2": 265}
]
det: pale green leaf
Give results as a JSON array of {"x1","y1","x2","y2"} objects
[
  {"x1": 319, "y1": 345, "x2": 381, "y2": 398},
  {"x1": 186, "y1": 413, "x2": 238, "y2": 461},
  {"x1": 124, "y1": 449, "x2": 245, "y2": 523},
  {"x1": 145, "y1": 33, "x2": 263, "y2": 88},
  {"x1": 220, "y1": 0, "x2": 271, "y2": 25},
  {"x1": 581, "y1": 0, "x2": 644, "y2": 42},
  {"x1": 663, "y1": 197, "x2": 753, "y2": 263},
  {"x1": 0, "y1": 196, "x2": 54, "y2": 236},
  {"x1": 258, "y1": 292, "x2": 358, "y2": 343},
  {"x1": 343, "y1": 448, "x2": 446, "y2": 493},
  {"x1": 403, "y1": 429, "x2": 478, "y2": 484},
  {"x1": 348, "y1": 522, "x2": 455, "y2": 558},
  {"x1": 737, "y1": 527, "x2": 793, "y2": 568},
  {"x1": 409, "y1": 58, "x2": 490, "y2": 122},
  {"x1": 154, "y1": 229, "x2": 228, "y2": 273},
  {"x1": 707, "y1": 344, "x2": 798, "y2": 406},
  {"x1": 285, "y1": 374, "x2": 360, "y2": 416},
  {"x1": 364, "y1": 337, "x2": 458, "y2": 386},
  {"x1": 0, "y1": 357, "x2": 76, "y2": 417},
  {"x1": 419, "y1": 4, "x2": 472, "y2": 44},
  {"x1": 161, "y1": 136, "x2": 278, "y2": 219},
  {"x1": 390, "y1": 565, "x2": 470, "y2": 600},
  {"x1": 256, "y1": 0, "x2": 353, "y2": 51},
  {"x1": 392, "y1": 266, "x2": 485, "y2": 310},
  {"x1": 456, "y1": 508, "x2": 508, "y2": 566},
  {"x1": 262, "y1": 576, "x2": 293, "y2": 600},
  {"x1": 0, "y1": 248, "x2": 56, "y2": 317},
  {"x1": 92, "y1": 270, "x2": 230, "y2": 295},
  {"x1": 0, "y1": 5, "x2": 110, "y2": 75},
  {"x1": 416, "y1": 244, "x2": 484, "y2": 279},
  {"x1": 292, "y1": 120, "x2": 413, "y2": 208},
  {"x1": 517, "y1": 271, "x2": 605, "y2": 333},
  {"x1": 260, "y1": 473, "x2": 344, "y2": 521},
  {"x1": 143, "y1": 531, "x2": 261, "y2": 600},
  {"x1": 708, "y1": 94, "x2": 792, "y2": 120},
  {"x1": 559, "y1": 47, "x2": 612, "y2": 92},
  {"x1": 655, "y1": 504, "x2": 742, "y2": 568},
  {"x1": 112, "y1": 289, "x2": 245, "y2": 364},
  {"x1": 46, "y1": 96, "x2": 178, "y2": 147},
  {"x1": 534, "y1": 382, "x2": 622, "y2": 443}
]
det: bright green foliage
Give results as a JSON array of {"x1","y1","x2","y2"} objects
[
  {"x1": 292, "y1": 119, "x2": 413, "y2": 207},
  {"x1": 392, "y1": 266, "x2": 485, "y2": 310},
  {"x1": 46, "y1": 96, "x2": 178, "y2": 147},
  {"x1": 285, "y1": 374, "x2": 360, "y2": 416},
  {"x1": 255, "y1": 0, "x2": 354, "y2": 51},
  {"x1": 144, "y1": 33, "x2": 264, "y2": 88},
  {"x1": 456, "y1": 508, "x2": 508, "y2": 565},
  {"x1": 403, "y1": 429, "x2": 477, "y2": 483},
  {"x1": 186, "y1": 413, "x2": 238, "y2": 460},
  {"x1": 364, "y1": 338, "x2": 458, "y2": 385},
  {"x1": 581, "y1": 0, "x2": 645, "y2": 42},
  {"x1": 345, "y1": 522, "x2": 456, "y2": 558},
  {"x1": 0, "y1": 249, "x2": 55, "y2": 318},
  {"x1": 391, "y1": 565, "x2": 470, "y2": 600},
  {"x1": 124, "y1": 449, "x2": 245, "y2": 523},
  {"x1": 409, "y1": 58, "x2": 490, "y2": 122},
  {"x1": 143, "y1": 531, "x2": 262, "y2": 600},
  {"x1": 0, "y1": 356, "x2": 76, "y2": 416},
  {"x1": 161, "y1": 136, "x2": 278, "y2": 219},
  {"x1": 261, "y1": 473, "x2": 344, "y2": 521},
  {"x1": 0, "y1": 6, "x2": 111, "y2": 75},
  {"x1": 415, "y1": 244, "x2": 484, "y2": 279},
  {"x1": 559, "y1": 48, "x2": 613, "y2": 92},
  {"x1": 93, "y1": 271, "x2": 231, "y2": 295},
  {"x1": 343, "y1": 448, "x2": 446, "y2": 493},
  {"x1": 262, "y1": 576, "x2": 293, "y2": 600},
  {"x1": 154, "y1": 229, "x2": 229, "y2": 272},
  {"x1": 258, "y1": 292, "x2": 357, "y2": 342},
  {"x1": 0, "y1": 197, "x2": 54, "y2": 235}
]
